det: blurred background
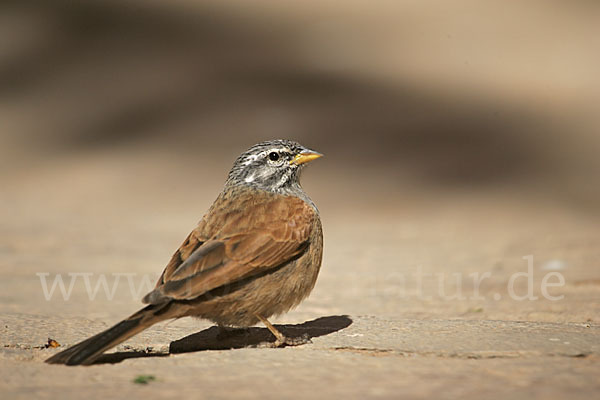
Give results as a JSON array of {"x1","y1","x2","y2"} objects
[{"x1": 1, "y1": 0, "x2": 599, "y2": 322}]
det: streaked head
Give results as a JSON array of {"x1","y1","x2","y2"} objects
[{"x1": 226, "y1": 139, "x2": 323, "y2": 193}]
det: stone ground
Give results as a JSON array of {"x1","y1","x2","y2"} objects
[
  {"x1": 1, "y1": 149, "x2": 599, "y2": 399},
  {"x1": 1, "y1": 1, "x2": 600, "y2": 399}
]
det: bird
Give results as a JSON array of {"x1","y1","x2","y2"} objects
[{"x1": 46, "y1": 139, "x2": 323, "y2": 366}]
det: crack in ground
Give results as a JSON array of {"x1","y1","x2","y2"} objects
[{"x1": 330, "y1": 346, "x2": 592, "y2": 359}]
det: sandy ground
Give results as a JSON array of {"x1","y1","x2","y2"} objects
[
  {"x1": 1, "y1": 0, "x2": 600, "y2": 399},
  {"x1": 1, "y1": 149, "x2": 599, "y2": 399}
]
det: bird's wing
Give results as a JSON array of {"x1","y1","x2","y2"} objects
[{"x1": 142, "y1": 192, "x2": 316, "y2": 304}]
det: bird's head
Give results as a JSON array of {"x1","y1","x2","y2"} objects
[{"x1": 226, "y1": 139, "x2": 323, "y2": 194}]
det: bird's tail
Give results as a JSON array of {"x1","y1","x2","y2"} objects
[{"x1": 45, "y1": 302, "x2": 181, "y2": 366}]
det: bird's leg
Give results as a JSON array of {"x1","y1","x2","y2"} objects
[
  {"x1": 254, "y1": 314, "x2": 311, "y2": 347},
  {"x1": 254, "y1": 314, "x2": 285, "y2": 343}
]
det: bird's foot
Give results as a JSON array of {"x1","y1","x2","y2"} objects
[
  {"x1": 270, "y1": 333, "x2": 311, "y2": 348},
  {"x1": 254, "y1": 313, "x2": 312, "y2": 348}
]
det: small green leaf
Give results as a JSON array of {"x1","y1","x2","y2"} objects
[{"x1": 133, "y1": 375, "x2": 156, "y2": 385}]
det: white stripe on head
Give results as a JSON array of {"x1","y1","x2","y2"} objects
[{"x1": 242, "y1": 154, "x2": 259, "y2": 166}]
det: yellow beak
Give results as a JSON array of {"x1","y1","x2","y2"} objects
[{"x1": 290, "y1": 151, "x2": 323, "y2": 165}]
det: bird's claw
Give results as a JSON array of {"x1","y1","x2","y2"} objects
[{"x1": 270, "y1": 333, "x2": 312, "y2": 348}]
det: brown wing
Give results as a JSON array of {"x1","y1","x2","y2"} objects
[{"x1": 142, "y1": 189, "x2": 316, "y2": 304}]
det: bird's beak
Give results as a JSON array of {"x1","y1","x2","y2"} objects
[{"x1": 290, "y1": 150, "x2": 323, "y2": 165}]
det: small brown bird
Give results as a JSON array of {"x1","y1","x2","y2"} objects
[{"x1": 46, "y1": 140, "x2": 323, "y2": 365}]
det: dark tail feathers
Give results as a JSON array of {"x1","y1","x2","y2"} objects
[{"x1": 45, "y1": 303, "x2": 176, "y2": 366}]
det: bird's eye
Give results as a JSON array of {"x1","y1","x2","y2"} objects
[{"x1": 268, "y1": 152, "x2": 280, "y2": 161}]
